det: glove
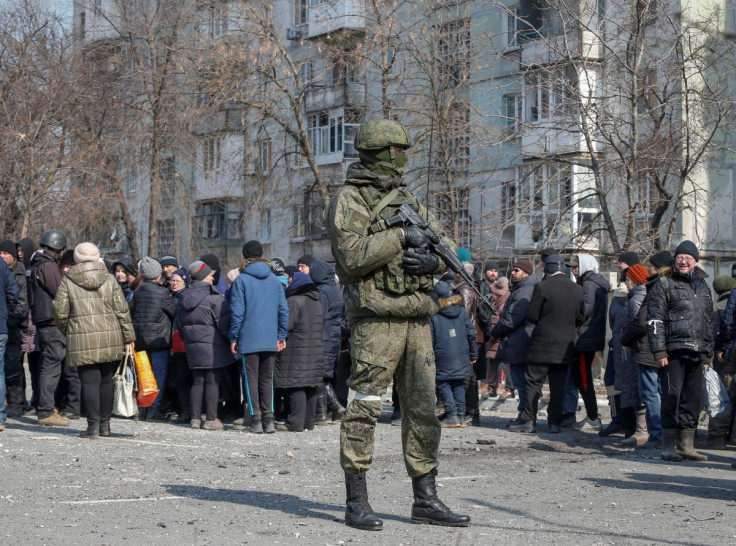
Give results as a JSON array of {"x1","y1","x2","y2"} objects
[
  {"x1": 402, "y1": 249, "x2": 440, "y2": 275},
  {"x1": 403, "y1": 225, "x2": 439, "y2": 249}
]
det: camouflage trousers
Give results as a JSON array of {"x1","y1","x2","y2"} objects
[{"x1": 340, "y1": 316, "x2": 440, "y2": 478}]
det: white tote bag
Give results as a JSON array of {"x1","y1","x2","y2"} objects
[{"x1": 112, "y1": 348, "x2": 138, "y2": 418}]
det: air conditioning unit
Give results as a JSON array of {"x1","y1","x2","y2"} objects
[{"x1": 287, "y1": 28, "x2": 303, "y2": 40}]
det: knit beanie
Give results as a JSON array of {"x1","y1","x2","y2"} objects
[
  {"x1": 0, "y1": 240, "x2": 17, "y2": 260},
  {"x1": 649, "y1": 250, "x2": 672, "y2": 269},
  {"x1": 514, "y1": 259, "x2": 533, "y2": 276},
  {"x1": 484, "y1": 260, "x2": 499, "y2": 272},
  {"x1": 491, "y1": 277, "x2": 510, "y2": 297},
  {"x1": 74, "y1": 242, "x2": 100, "y2": 264},
  {"x1": 434, "y1": 280, "x2": 452, "y2": 298},
  {"x1": 171, "y1": 268, "x2": 190, "y2": 288},
  {"x1": 457, "y1": 247, "x2": 472, "y2": 263},
  {"x1": 618, "y1": 251, "x2": 640, "y2": 267},
  {"x1": 139, "y1": 256, "x2": 162, "y2": 281},
  {"x1": 625, "y1": 264, "x2": 649, "y2": 286},
  {"x1": 199, "y1": 253, "x2": 221, "y2": 284},
  {"x1": 158, "y1": 255, "x2": 178, "y2": 267},
  {"x1": 188, "y1": 260, "x2": 212, "y2": 282},
  {"x1": 713, "y1": 275, "x2": 736, "y2": 295},
  {"x1": 674, "y1": 240, "x2": 699, "y2": 262},
  {"x1": 297, "y1": 254, "x2": 314, "y2": 267},
  {"x1": 242, "y1": 240, "x2": 263, "y2": 259}
]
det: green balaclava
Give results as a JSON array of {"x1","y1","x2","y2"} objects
[{"x1": 359, "y1": 146, "x2": 408, "y2": 176}]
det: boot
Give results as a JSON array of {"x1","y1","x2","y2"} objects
[
  {"x1": 325, "y1": 382, "x2": 346, "y2": 420},
  {"x1": 80, "y1": 422, "x2": 99, "y2": 439},
  {"x1": 679, "y1": 428, "x2": 707, "y2": 461},
  {"x1": 411, "y1": 469, "x2": 470, "y2": 527},
  {"x1": 345, "y1": 472, "x2": 383, "y2": 531},
  {"x1": 621, "y1": 409, "x2": 649, "y2": 447},
  {"x1": 315, "y1": 387, "x2": 329, "y2": 426},
  {"x1": 661, "y1": 428, "x2": 683, "y2": 462},
  {"x1": 263, "y1": 413, "x2": 276, "y2": 434},
  {"x1": 247, "y1": 416, "x2": 263, "y2": 434},
  {"x1": 99, "y1": 420, "x2": 111, "y2": 437},
  {"x1": 232, "y1": 404, "x2": 249, "y2": 429},
  {"x1": 6, "y1": 386, "x2": 24, "y2": 417},
  {"x1": 620, "y1": 407, "x2": 636, "y2": 438}
]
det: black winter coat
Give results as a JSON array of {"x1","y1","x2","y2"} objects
[
  {"x1": 176, "y1": 281, "x2": 234, "y2": 370},
  {"x1": 309, "y1": 261, "x2": 344, "y2": 379},
  {"x1": 575, "y1": 271, "x2": 610, "y2": 352},
  {"x1": 274, "y1": 277, "x2": 324, "y2": 389},
  {"x1": 621, "y1": 278, "x2": 658, "y2": 367},
  {"x1": 646, "y1": 266, "x2": 714, "y2": 360},
  {"x1": 129, "y1": 281, "x2": 176, "y2": 350},
  {"x1": 430, "y1": 295, "x2": 477, "y2": 381},
  {"x1": 490, "y1": 273, "x2": 539, "y2": 365},
  {"x1": 525, "y1": 273, "x2": 586, "y2": 365}
]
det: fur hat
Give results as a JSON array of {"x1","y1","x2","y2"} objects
[
  {"x1": 139, "y1": 257, "x2": 162, "y2": 281},
  {"x1": 242, "y1": 240, "x2": 263, "y2": 259},
  {"x1": 74, "y1": 242, "x2": 100, "y2": 264}
]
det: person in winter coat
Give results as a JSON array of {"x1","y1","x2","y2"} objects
[
  {"x1": 646, "y1": 240, "x2": 713, "y2": 462},
  {"x1": 430, "y1": 281, "x2": 478, "y2": 428},
  {"x1": 568, "y1": 253, "x2": 610, "y2": 431},
  {"x1": 485, "y1": 278, "x2": 510, "y2": 397},
  {"x1": 176, "y1": 261, "x2": 233, "y2": 431},
  {"x1": 455, "y1": 262, "x2": 483, "y2": 426},
  {"x1": 509, "y1": 255, "x2": 585, "y2": 433},
  {"x1": 0, "y1": 240, "x2": 28, "y2": 417},
  {"x1": 112, "y1": 258, "x2": 137, "y2": 302},
  {"x1": 618, "y1": 264, "x2": 650, "y2": 446},
  {"x1": 129, "y1": 256, "x2": 176, "y2": 419},
  {"x1": 309, "y1": 261, "x2": 347, "y2": 424},
  {"x1": 490, "y1": 260, "x2": 539, "y2": 424},
  {"x1": 169, "y1": 268, "x2": 192, "y2": 424},
  {"x1": 600, "y1": 284, "x2": 628, "y2": 437},
  {"x1": 53, "y1": 243, "x2": 135, "y2": 438},
  {"x1": 229, "y1": 240, "x2": 289, "y2": 434},
  {"x1": 274, "y1": 272, "x2": 324, "y2": 432},
  {"x1": 0, "y1": 256, "x2": 19, "y2": 432}
]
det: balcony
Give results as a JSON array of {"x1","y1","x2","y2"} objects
[
  {"x1": 307, "y1": 0, "x2": 365, "y2": 39},
  {"x1": 519, "y1": 27, "x2": 602, "y2": 67},
  {"x1": 304, "y1": 81, "x2": 365, "y2": 113},
  {"x1": 521, "y1": 123, "x2": 584, "y2": 157}
]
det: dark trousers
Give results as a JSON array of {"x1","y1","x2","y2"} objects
[
  {"x1": 78, "y1": 361, "x2": 116, "y2": 426},
  {"x1": 242, "y1": 352, "x2": 275, "y2": 418},
  {"x1": 283, "y1": 386, "x2": 318, "y2": 431},
  {"x1": 661, "y1": 354, "x2": 703, "y2": 429},
  {"x1": 522, "y1": 363, "x2": 567, "y2": 425},
  {"x1": 26, "y1": 351, "x2": 41, "y2": 407},
  {"x1": 190, "y1": 368, "x2": 224, "y2": 422},
  {"x1": 37, "y1": 325, "x2": 67, "y2": 418},
  {"x1": 437, "y1": 378, "x2": 466, "y2": 416},
  {"x1": 464, "y1": 361, "x2": 480, "y2": 417},
  {"x1": 54, "y1": 361, "x2": 81, "y2": 415},
  {"x1": 572, "y1": 351, "x2": 600, "y2": 419},
  {"x1": 4, "y1": 332, "x2": 23, "y2": 387},
  {"x1": 509, "y1": 363, "x2": 527, "y2": 413},
  {"x1": 171, "y1": 353, "x2": 192, "y2": 416}
]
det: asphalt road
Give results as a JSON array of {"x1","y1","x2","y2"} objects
[{"x1": 1, "y1": 396, "x2": 735, "y2": 545}]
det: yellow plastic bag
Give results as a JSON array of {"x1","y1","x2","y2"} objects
[{"x1": 133, "y1": 350, "x2": 159, "y2": 408}]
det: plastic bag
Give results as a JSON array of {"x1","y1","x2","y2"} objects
[
  {"x1": 703, "y1": 366, "x2": 730, "y2": 418},
  {"x1": 133, "y1": 350, "x2": 159, "y2": 408},
  {"x1": 113, "y1": 348, "x2": 138, "y2": 417}
]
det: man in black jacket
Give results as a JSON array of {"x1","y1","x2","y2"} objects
[
  {"x1": 646, "y1": 240, "x2": 713, "y2": 462},
  {"x1": 510, "y1": 255, "x2": 586, "y2": 433},
  {"x1": 0, "y1": 241, "x2": 28, "y2": 416}
]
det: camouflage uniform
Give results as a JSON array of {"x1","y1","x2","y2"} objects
[{"x1": 326, "y1": 160, "x2": 450, "y2": 478}]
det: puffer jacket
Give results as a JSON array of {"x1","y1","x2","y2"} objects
[
  {"x1": 274, "y1": 273, "x2": 324, "y2": 389},
  {"x1": 176, "y1": 280, "x2": 234, "y2": 370},
  {"x1": 129, "y1": 280, "x2": 175, "y2": 350},
  {"x1": 53, "y1": 261, "x2": 135, "y2": 367},
  {"x1": 646, "y1": 266, "x2": 714, "y2": 360},
  {"x1": 490, "y1": 273, "x2": 539, "y2": 365},
  {"x1": 621, "y1": 275, "x2": 658, "y2": 367},
  {"x1": 616, "y1": 284, "x2": 646, "y2": 407},
  {"x1": 574, "y1": 255, "x2": 610, "y2": 352},
  {"x1": 309, "y1": 261, "x2": 345, "y2": 379},
  {"x1": 7, "y1": 260, "x2": 28, "y2": 331},
  {"x1": 430, "y1": 294, "x2": 478, "y2": 381}
]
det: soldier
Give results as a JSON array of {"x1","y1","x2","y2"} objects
[{"x1": 326, "y1": 119, "x2": 470, "y2": 531}]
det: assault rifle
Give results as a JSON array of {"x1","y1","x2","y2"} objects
[{"x1": 382, "y1": 203, "x2": 497, "y2": 317}]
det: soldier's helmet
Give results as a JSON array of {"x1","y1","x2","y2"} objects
[
  {"x1": 354, "y1": 119, "x2": 412, "y2": 152},
  {"x1": 39, "y1": 229, "x2": 67, "y2": 251}
]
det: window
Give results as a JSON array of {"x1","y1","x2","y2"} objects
[
  {"x1": 299, "y1": 60, "x2": 314, "y2": 87},
  {"x1": 292, "y1": 204, "x2": 305, "y2": 237},
  {"x1": 637, "y1": 68, "x2": 658, "y2": 114},
  {"x1": 515, "y1": 164, "x2": 574, "y2": 240},
  {"x1": 332, "y1": 55, "x2": 359, "y2": 85},
  {"x1": 636, "y1": 0, "x2": 657, "y2": 25},
  {"x1": 307, "y1": 112, "x2": 344, "y2": 156},
  {"x1": 257, "y1": 139, "x2": 272, "y2": 175},
  {"x1": 385, "y1": 48, "x2": 397, "y2": 75},
  {"x1": 343, "y1": 122, "x2": 360, "y2": 158},
  {"x1": 157, "y1": 220, "x2": 176, "y2": 257},
  {"x1": 436, "y1": 18, "x2": 470, "y2": 87},
  {"x1": 195, "y1": 201, "x2": 243, "y2": 240},
  {"x1": 79, "y1": 11, "x2": 86, "y2": 40},
  {"x1": 211, "y1": 3, "x2": 227, "y2": 37},
  {"x1": 635, "y1": 172, "x2": 656, "y2": 217},
  {"x1": 501, "y1": 179, "x2": 516, "y2": 222},
  {"x1": 296, "y1": 0, "x2": 309, "y2": 25},
  {"x1": 504, "y1": 7, "x2": 520, "y2": 48},
  {"x1": 433, "y1": 189, "x2": 471, "y2": 247},
  {"x1": 448, "y1": 105, "x2": 470, "y2": 172},
  {"x1": 502, "y1": 93, "x2": 522, "y2": 136},
  {"x1": 202, "y1": 136, "x2": 221, "y2": 173},
  {"x1": 309, "y1": 0, "x2": 326, "y2": 6},
  {"x1": 260, "y1": 209, "x2": 272, "y2": 243},
  {"x1": 524, "y1": 68, "x2": 577, "y2": 121},
  {"x1": 93, "y1": 0, "x2": 102, "y2": 16}
]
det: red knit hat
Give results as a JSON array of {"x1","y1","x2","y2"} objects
[{"x1": 625, "y1": 264, "x2": 649, "y2": 285}]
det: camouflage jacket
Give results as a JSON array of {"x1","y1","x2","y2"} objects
[{"x1": 326, "y1": 162, "x2": 451, "y2": 320}]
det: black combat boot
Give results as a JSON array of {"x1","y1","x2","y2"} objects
[
  {"x1": 315, "y1": 387, "x2": 329, "y2": 426},
  {"x1": 80, "y1": 422, "x2": 100, "y2": 439},
  {"x1": 99, "y1": 420, "x2": 111, "y2": 437},
  {"x1": 325, "y1": 383, "x2": 346, "y2": 421},
  {"x1": 345, "y1": 473, "x2": 383, "y2": 531},
  {"x1": 410, "y1": 469, "x2": 470, "y2": 527},
  {"x1": 661, "y1": 428, "x2": 683, "y2": 462},
  {"x1": 263, "y1": 413, "x2": 276, "y2": 434}
]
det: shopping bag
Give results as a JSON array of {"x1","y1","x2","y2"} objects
[
  {"x1": 703, "y1": 365, "x2": 730, "y2": 418},
  {"x1": 133, "y1": 350, "x2": 159, "y2": 408},
  {"x1": 113, "y1": 348, "x2": 138, "y2": 417}
]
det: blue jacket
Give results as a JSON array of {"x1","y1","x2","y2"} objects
[
  {"x1": 489, "y1": 273, "x2": 539, "y2": 365},
  {"x1": 430, "y1": 294, "x2": 478, "y2": 381},
  {"x1": 0, "y1": 259, "x2": 19, "y2": 335},
  {"x1": 229, "y1": 260, "x2": 288, "y2": 354}
]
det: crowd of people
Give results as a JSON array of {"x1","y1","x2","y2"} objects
[{"x1": 0, "y1": 228, "x2": 733, "y2": 466}]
